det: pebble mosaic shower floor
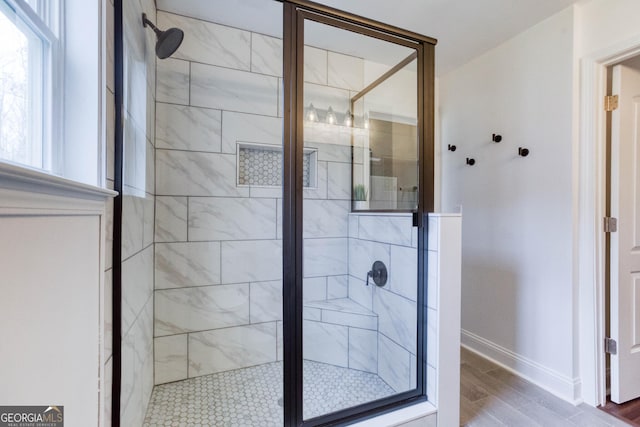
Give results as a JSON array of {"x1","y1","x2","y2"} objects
[{"x1": 143, "y1": 360, "x2": 395, "y2": 427}]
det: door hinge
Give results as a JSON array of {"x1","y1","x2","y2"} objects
[
  {"x1": 605, "y1": 337, "x2": 617, "y2": 355},
  {"x1": 604, "y1": 217, "x2": 618, "y2": 233},
  {"x1": 605, "y1": 95, "x2": 619, "y2": 112}
]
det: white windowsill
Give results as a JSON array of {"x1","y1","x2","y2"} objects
[{"x1": 0, "y1": 161, "x2": 116, "y2": 202}]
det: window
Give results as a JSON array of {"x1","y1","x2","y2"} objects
[{"x1": 0, "y1": 0, "x2": 60, "y2": 171}]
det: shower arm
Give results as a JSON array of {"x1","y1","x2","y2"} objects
[{"x1": 142, "y1": 13, "x2": 162, "y2": 37}]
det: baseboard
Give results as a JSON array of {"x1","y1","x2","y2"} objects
[{"x1": 461, "y1": 329, "x2": 582, "y2": 404}]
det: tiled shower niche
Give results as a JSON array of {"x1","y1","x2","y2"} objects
[{"x1": 237, "y1": 142, "x2": 317, "y2": 188}]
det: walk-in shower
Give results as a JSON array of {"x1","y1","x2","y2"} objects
[{"x1": 113, "y1": 1, "x2": 435, "y2": 426}]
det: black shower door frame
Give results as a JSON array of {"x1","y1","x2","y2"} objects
[{"x1": 281, "y1": 1, "x2": 436, "y2": 425}]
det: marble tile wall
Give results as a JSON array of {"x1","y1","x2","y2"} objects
[
  {"x1": 152, "y1": 10, "x2": 367, "y2": 385},
  {"x1": 347, "y1": 213, "x2": 422, "y2": 393},
  {"x1": 118, "y1": 0, "x2": 157, "y2": 426}
]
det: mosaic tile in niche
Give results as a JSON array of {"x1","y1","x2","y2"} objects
[{"x1": 238, "y1": 146, "x2": 312, "y2": 187}]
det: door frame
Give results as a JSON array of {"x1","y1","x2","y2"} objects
[
  {"x1": 578, "y1": 36, "x2": 640, "y2": 407},
  {"x1": 282, "y1": 1, "x2": 436, "y2": 425}
]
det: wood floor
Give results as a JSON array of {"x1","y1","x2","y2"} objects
[
  {"x1": 460, "y1": 347, "x2": 632, "y2": 426},
  {"x1": 601, "y1": 397, "x2": 640, "y2": 426}
]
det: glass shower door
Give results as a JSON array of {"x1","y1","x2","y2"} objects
[{"x1": 299, "y1": 16, "x2": 422, "y2": 421}]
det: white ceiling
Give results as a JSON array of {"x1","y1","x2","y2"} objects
[{"x1": 156, "y1": 0, "x2": 581, "y2": 75}]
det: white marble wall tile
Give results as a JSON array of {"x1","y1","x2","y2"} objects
[
  {"x1": 142, "y1": 193, "x2": 154, "y2": 247},
  {"x1": 390, "y1": 244, "x2": 418, "y2": 302},
  {"x1": 155, "y1": 196, "x2": 188, "y2": 242},
  {"x1": 120, "y1": 330, "x2": 142, "y2": 427},
  {"x1": 158, "y1": 12, "x2": 251, "y2": 70},
  {"x1": 155, "y1": 242, "x2": 221, "y2": 289},
  {"x1": 348, "y1": 275, "x2": 373, "y2": 311},
  {"x1": 250, "y1": 186, "x2": 282, "y2": 198},
  {"x1": 221, "y1": 240, "x2": 282, "y2": 284},
  {"x1": 145, "y1": 141, "x2": 155, "y2": 196},
  {"x1": 276, "y1": 199, "x2": 282, "y2": 240},
  {"x1": 106, "y1": 2, "x2": 114, "y2": 92},
  {"x1": 304, "y1": 141, "x2": 351, "y2": 163},
  {"x1": 156, "y1": 103, "x2": 222, "y2": 152},
  {"x1": 104, "y1": 356, "x2": 112, "y2": 424},
  {"x1": 189, "y1": 323, "x2": 276, "y2": 376},
  {"x1": 145, "y1": 82, "x2": 155, "y2": 145},
  {"x1": 358, "y1": 214, "x2": 413, "y2": 247},
  {"x1": 410, "y1": 353, "x2": 417, "y2": 389},
  {"x1": 303, "y1": 238, "x2": 348, "y2": 277},
  {"x1": 327, "y1": 162, "x2": 351, "y2": 200},
  {"x1": 144, "y1": 49, "x2": 156, "y2": 114},
  {"x1": 137, "y1": 298, "x2": 154, "y2": 406},
  {"x1": 156, "y1": 150, "x2": 249, "y2": 197},
  {"x1": 129, "y1": 120, "x2": 147, "y2": 194},
  {"x1": 328, "y1": 51, "x2": 364, "y2": 91},
  {"x1": 427, "y1": 307, "x2": 437, "y2": 371},
  {"x1": 427, "y1": 250, "x2": 438, "y2": 310},
  {"x1": 348, "y1": 214, "x2": 359, "y2": 239},
  {"x1": 304, "y1": 82, "x2": 350, "y2": 113},
  {"x1": 304, "y1": 307, "x2": 322, "y2": 321},
  {"x1": 122, "y1": 0, "x2": 144, "y2": 59},
  {"x1": 221, "y1": 111, "x2": 282, "y2": 154},
  {"x1": 155, "y1": 284, "x2": 249, "y2": 336},
  {"x1": 374, "y1": 288, "x2": 416, "y2": 354},
  {"x1": 322, "y1": 310, "x2": 377, "y2": 331},
  {"x1": 327, "y1": 275, "x2": 348, "y2": 299},
  {"x1": 154, "y1": 334, "x2": 188, "y2": 385},
  {"x1": 104, "y1": 269, "x2": 113, "y2": 359},
  {"x1": 121, "y1": 195, "x2": 144, "y2": 261},
  {"x1": 303, "y1": 277, "x2": 326, "y2": 302},
  {"x1": 121, "y1": 298, "x2": 153, "y2": 427},
  {"x1": 378, "y1": 333, "x2": 411, "y2": 393},
  {"x1": 303, "y1": 161, "x2": 328, "y2": 199},
  {"x1": 427, "y1": 364, "x2": 436, "y2": 403},
  {"x1": 189, "y1": 197, "x2": 277, "y2": 241},
  {"x1": 191, "y1": 63, "x2": 278, "y2": 117},
  {"x1": 104, "y1": 187, "x2": 114, "y2": 270},
  {"x1": 303, "y1": 320, "x2": 348, "y2": 367},
  {"x1": 122, "y1": 246, "x2": 153, "y2": 335},
  {"x1": 156, "y1": 58, "x2": 189, "y2": 105},
  {"x1": 277, "y1": 321, "x2": 283, "y2": 361},
  {"x1": 304, "y1": 46, "x2": 327, "y2": 85},
  {"x1": 278, "y1": 77, "x2": 283, "y2": 118},
  {"x1": 303, "y1": 199, "x2": 349, "y2": 238},
  {"x1": 124, "y1": 57, "x2": 148, "y2": 133},
  {"x1": 250, "y1": 280, "x2": 282, "y2": 323},
  {"x1": 304, "y1": 123, "x2": 352, "y2": 147},
  {"x1": 349, "y1": 328, "x2": 377, "y2": 373},
  {"x1": 122, "y1": 117, "x2": 138, "y2": 193},
  {"x1": 106, "y1": 90, "x2": 115, "y2": 181},
  {"x1": 251, "y1": 33, "x2": 282, "y2": 77},
  {"x1": 349, "y1": 238, "x2": 390, "y2": 283}
]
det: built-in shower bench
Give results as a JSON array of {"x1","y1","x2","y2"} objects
[
  {"x1": 303, "y1": 298, "x2": 379, "y2": 373},
  {"x1": 304, "y1": 298, "x2": 377, "y2": 330}
]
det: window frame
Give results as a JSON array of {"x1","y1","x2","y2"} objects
[{"x1": 0, "y1": 0, "x2": 63, "y2": 173}]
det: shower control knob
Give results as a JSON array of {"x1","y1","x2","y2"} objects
[{"x1": 366, "y1": 261, "x2": 388, "y2": 287}]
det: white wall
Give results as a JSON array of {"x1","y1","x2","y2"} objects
[
  {"x1": 577, "y1": 0, "x2": 640, "y2": 58},
  {"x1": 0, "y1": 170, "x2": 113, "y2": 427},
  {"x1": 440, "y1": 6, "x2": 578, "y2": 400}
]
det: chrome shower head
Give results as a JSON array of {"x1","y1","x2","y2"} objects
[{"x1": 142, "y1": 13, "x2": 184, "y2": 59}]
